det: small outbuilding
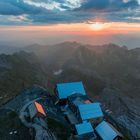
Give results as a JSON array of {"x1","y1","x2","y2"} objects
[
  {"x1": 28, "y1": 101, "x2": 46, "y2": 119},
  {"x1": 95, "y1": 121, "x2": 123, "y2": 140},
  {"x1": 75, "y1": 121, "x2": 94, "y2": 135}
]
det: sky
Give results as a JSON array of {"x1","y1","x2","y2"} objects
[{"x1": 0, "y1": 0, "x2": 140, "y2": 48}]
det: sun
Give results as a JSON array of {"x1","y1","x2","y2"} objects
[{"x1": 90, "y1": 22, "x2": 106, "y2": 31}]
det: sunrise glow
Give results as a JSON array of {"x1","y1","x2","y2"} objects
[
  {"x1": 1, "y1": 22, "x2": 140, "y2": 33},
  {"x1": 1, "y1": 22, "x2": 140, "y2": 47},
  {"x1": 90, "y1": 22, "x2": 108, "y2": 31}
]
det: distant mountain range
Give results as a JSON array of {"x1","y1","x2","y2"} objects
[{"x1": 21, "y1": 42, "x2": 140, "y2": 96}]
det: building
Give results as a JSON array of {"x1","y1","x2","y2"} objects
[
  {"x1": 74, "y1": 121, "x2": 97, "y2": 139},
  {"x1": 67, "y1": 93, "x2": 103, "y2": 124},
  {"x1": 28, "y1": 101, "x2": 46, "y2": 119},
  {"x1": 75, "y1": 121, "x2": 94, "y2": 135},
  {"x1": 55, "y1": 81, "x2": 86, "y2": 104},
  {"x1": 78, "y1": 103, "x2": 103, "y2": 124},
  {"x1": 68, "y1": 93, "x2": 91, "y2": 107},
  {"x1": 55, "y1": 81, "x2": 123, "y2": 139},
  {"x1": 67, "y1": 93, "x2": 92, "y2": 119},
  {"x1": 95, "y1": 121, "x2": 123, "y2": 140}
]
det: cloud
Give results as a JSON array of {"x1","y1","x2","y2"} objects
[
  {"x1": 0, "y1": 1, "x2": 23, "y2": 15},
  {"x1": 0, "y1": 0, "x2": 44, "y2": 15},
  {"x1": 0, "y1": 0, "x2": 139, "y2": 25},
  {"x1": 23, "y1": 0, "x2": 64, "y2": 11},
  {"x1": 137, "y1": 0, "x2": 140, "y2": 4},
  {"x1": 80, "y1": 0, "x2": 139, "y2": 11},
  {"x1": 8, "y1": 15, "x2": 29, "y2": 22},
  {"x1": 23, "y1": 0, "x2": 82, "y2": 11}
]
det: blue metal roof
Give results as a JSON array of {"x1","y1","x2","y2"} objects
[
  {"x1": 57, "y1": 81, "x2": 86, "y2": 99},
  {"x1": 78, "y1": 103, "x2": 103, "y2": 120},
  {"x1": 75, "y1": 121, "x2": 94, "y2": 135},
  {"x1": 95, "y1": 121, "x2": 118, "y2": 140}
]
